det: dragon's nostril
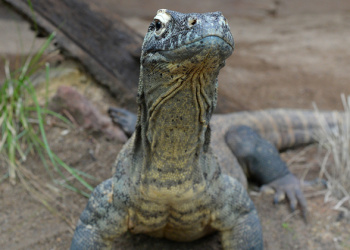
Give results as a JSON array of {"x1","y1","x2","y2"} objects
[{"x1": 188, "y1": 17, "x2": 197, "y2": 27}]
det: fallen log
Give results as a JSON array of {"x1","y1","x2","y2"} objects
[{"x1": 4, "y1": 0, "x2": 143, "y2": 109}]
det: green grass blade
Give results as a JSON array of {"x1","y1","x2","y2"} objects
[
  {"x1": 25, "y1": 80, "x2": 93, "y2": 192},
  {"x1": 25, "y1": 81, "x2": 56, "y2": 165},
  {"x1": 71, "y1": 168, "x2": 98, "y2": 181},
  {"x1": 26, "y1": 33, "x2": 55, "y2": 78},
  {"x1": 26, "y1": 107, "x2": 72, "y2": 126},
  {"x1": 45, "y1": 62, "x2": 50, "y2": 109},
  {"x1": 56, "y1": 181, "x2": 91, "y2": 197},
  {"x1": 53, "y1": 153, "x2": 94, "y2": 191},
  {"x1": 26, "y1": 0, "x2": 38, "y2": 33}
]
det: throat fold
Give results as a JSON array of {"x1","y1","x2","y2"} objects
[{"x1": 139, "y1": 74, "x2": 212, "y2": 200}]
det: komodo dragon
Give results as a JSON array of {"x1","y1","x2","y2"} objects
[{"x1": 71, "y1": 9, "x2": 340, "y2": 249}]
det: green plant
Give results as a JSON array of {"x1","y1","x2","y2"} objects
[
  {"x1": 0, "y1": 33, "x2": 93, "y2": 197},
  {"x1": 282, "y1": 222, "x2": 292, "y2": 232}
]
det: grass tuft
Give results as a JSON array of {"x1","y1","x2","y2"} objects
[
  {"x1": 0, "y1": 32, "x2": 93, "y2": 198},
  {"x1": 314, "y1": 94, "x2": 350, "y2": 215}
]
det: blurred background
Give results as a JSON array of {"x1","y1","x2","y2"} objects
[
  {"x1": 1, "y1": 1, "x2": 350, "y2": 249},
  {"x1": 84, "y1": 0, "x2": 350, "y2": 112},
  {"x1": 1, "y1": 0, "x2": 350, "y2": 113}
]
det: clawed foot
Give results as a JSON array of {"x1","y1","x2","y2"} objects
[
  {"x1": 108, "y1": 107, "x2": 137, "y2": 137},
  {"x1": 260, "y1": 173, "x2": 308, "y2": 221}
]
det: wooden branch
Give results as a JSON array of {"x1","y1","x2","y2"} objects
[{"x1": 4, "y1": 0, "x2": 143, "y2": 109}]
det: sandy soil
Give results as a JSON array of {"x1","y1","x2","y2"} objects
[{"x1": 1, "y1": 0, "x2": 350, "y2": 249}]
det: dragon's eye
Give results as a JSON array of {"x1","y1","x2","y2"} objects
[
  {"x1": 155, "y1": 20, "x2": 162, "y2": 31},
  {"x1": 153, "y1": 10, "x2": 171, "y2": 37},
  {"x1": 154, "y1": 19, "x2": 166, "y2": 36}
]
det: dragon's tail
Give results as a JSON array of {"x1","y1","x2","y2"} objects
[{"x1": 227, "y1": 109, "x2": 342, "y2": 150}]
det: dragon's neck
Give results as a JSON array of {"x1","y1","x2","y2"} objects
[{"x1": 135, "y1": 71, "x2": 215, "y2": 200}]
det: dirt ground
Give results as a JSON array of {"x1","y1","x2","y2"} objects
[{"x1": 1, "y1": 0, "x2": 350, "y2": 249}]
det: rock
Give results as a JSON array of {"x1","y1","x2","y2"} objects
[{"x1": 50, "y1": 85, "x2": 128, "y2": 142}]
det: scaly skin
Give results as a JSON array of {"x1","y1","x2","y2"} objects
[
  {"x1": 109, "y1": 108, "x2": 341, "y2": 207},
  {"x1": 210, "y1": 109, "x2": 341, "y2": 187},
  {"x1": 72, "y1": 9, "x2": 342, "y2": 249}
]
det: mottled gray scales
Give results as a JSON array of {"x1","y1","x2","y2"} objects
[{"x1": 72, "y1": 8, "x2": 342, "y2": 250}]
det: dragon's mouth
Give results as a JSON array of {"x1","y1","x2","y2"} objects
[
  {"x1": 145, "y1": 35, "x2": 233, "y2": 56},
  {"x1": 182, "y1": 35, "x2": 233, "y2": 52},
  {"x1": 187, "y1": 35, "x2": 234, "y2": 50},
  {"x1": 172, "y1": 34, "x2": 233, "y2": 51},
  {"x1": 155, "y1": 36, "x2": 233, "y2": 62}
]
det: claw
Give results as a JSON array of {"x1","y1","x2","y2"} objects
[
  {"x1": 303, "y1": 178, "x2": 328, "y2": 189},
  {"x1": 260, "y1": 185, "x2": 275, "y2": 195},
  {"x1": 108, "y1": 107, "x2": 137, "y2": 137},
  {"x1": 286, "y1": 190, "x2": 297, "y2": 212},
  {"x1": 261, "y1": 173, "x2": 308, "y2": 221},
  {"x1": 273, "y1": 190, "x2": 285, "y2": 204}
]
